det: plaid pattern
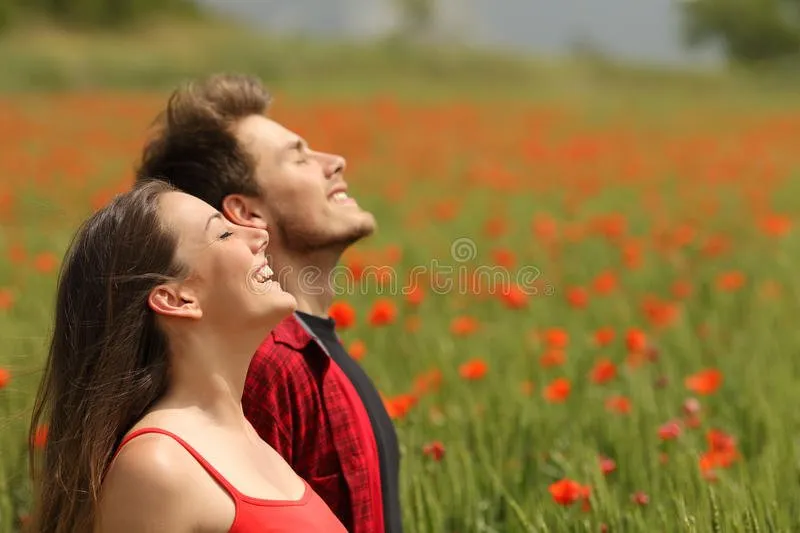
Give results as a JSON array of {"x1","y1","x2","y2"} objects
[{"x1": 242, "y1": 314, "x2": 382, "y2": 533}]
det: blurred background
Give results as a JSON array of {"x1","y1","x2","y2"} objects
[
  {"x1": 1, "y1": 0, "x2": 799, "y2": 92},
  {"x1": 195, "y1": 0, "x2": 724, "y2": 65},
  {"x1": 2, "y1": 1, "x2": 800, "y2": 532}
]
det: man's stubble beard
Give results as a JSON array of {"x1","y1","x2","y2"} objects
[{"x1": 274, "y1": 213, "x2": 375, "y2": 257}]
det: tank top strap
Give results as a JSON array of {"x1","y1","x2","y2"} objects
[{"x1": 114, "y1": 427, "x2": 243, "y2": 499}]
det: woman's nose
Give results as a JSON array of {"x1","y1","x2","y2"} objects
[{"x1": 249, "y1": 226, "x2": 269, "y2": 255}]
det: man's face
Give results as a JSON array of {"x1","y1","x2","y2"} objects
[{"x1": 234, "y1": 115, "x2": 376, "y2": 255}]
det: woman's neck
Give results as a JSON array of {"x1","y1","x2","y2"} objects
[{"x1": 159, "y1": 327, "x2": 255, "y2": 428}]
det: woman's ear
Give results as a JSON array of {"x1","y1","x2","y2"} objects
[
  {"x1": 148, "y1": 284, "x2": 202, "y2": 320},
  {"x1": 222, "y1": 194, "x2": 268, "y2": 230}
]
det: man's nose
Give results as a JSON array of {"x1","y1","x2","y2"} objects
[{"x1": 323, "y1": 153, "x2": 346, "y2": 178}]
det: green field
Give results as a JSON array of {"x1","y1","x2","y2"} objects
[{"x1": 2, "y1": 20, "x2": 800, "y2": 533}]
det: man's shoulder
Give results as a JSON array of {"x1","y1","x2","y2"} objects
[
  {"x1": 254, "y1": 315, "x2": 313, "y2": 360},
  {"x1": 247, "y1": 314, "x2": 325, "y2": 387},
  {"x1": 243, "y1": 315, "x2": 329, "y2": 431}
]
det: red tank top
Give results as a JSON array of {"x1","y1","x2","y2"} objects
[{"x1": 114, "y1": 428, "x2": 348, "y2": 533}]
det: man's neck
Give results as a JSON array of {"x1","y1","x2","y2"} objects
[
  {"x1": 294, "y1": 293, "x2": 332, "y2": 317},
  {"x1": 274, "y1": 250, "x2": 340, "y2": 318}
]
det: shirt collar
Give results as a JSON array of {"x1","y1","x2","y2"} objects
[
  {"x1": 271, "y1": 313, "x2": 315, "y2": 350},
  {"x1": 271, "y1": 312, "x2": 338, "y2": 360}
]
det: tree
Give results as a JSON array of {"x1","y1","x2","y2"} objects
[
  {"x1": 392, "y1": 0, "x2": 436, "y2": 41},
  {"x1": 678, "y1": 0, "x2": 800, "y2": 63},
  {"x1": 0, "y1": 0, "x2": 200, "y2": 31}
]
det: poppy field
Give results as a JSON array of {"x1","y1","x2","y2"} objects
[{"x1": 2, "y1": 86, "x2": 800, "y2": 532}]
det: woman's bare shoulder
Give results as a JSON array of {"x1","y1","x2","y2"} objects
[{"x1": 95, "y1": 433, "x2": 199, "y2": 533}]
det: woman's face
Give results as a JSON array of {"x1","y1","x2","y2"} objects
[{"x1": 154, "y1": 191, "x2": 296, "y2": 331}]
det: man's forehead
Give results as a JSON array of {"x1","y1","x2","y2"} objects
[{"x1": 238, "y1": 115, "x2": 296, "y2": 145}]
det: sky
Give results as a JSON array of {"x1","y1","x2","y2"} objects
[{"x1": 198, "y1": 0, "x2": 722, "y2": 67}]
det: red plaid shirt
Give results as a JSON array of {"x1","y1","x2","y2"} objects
[{"x1": 242, "y1": 314, "x2": 384, "y2": 533}]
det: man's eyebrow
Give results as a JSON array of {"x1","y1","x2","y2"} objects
[{"x1": 283, "y1": 138, "x2": 307, "y2": 153}]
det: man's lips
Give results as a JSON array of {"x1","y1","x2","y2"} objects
[
  {"x1": 327, "y1": 183, "x2": 348, "y2": 199},
  {"x1": 328, "y1": 183, "x2": 357, "y2": 204}
]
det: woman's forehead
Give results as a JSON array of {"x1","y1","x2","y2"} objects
[{"x1": 159, "y1": 191, "x2": 219, "y2": 243}]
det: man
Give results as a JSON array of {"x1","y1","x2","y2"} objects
[{"x1": 134, "y1": 73, "x2": 402, "y2": 533}]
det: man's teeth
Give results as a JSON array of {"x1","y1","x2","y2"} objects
[{"x1": 331, "y1": 191, "x2": 349, "y2": 202}]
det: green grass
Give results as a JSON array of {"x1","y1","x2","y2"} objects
[
  {"x1": 2, "y1": 19, "x2": 800, "y2": 533},
  {"x1": 0, "y1": 17, "x2": 799, "y2": 105}
]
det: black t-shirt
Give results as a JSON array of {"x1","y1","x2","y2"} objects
[{"x1": 295, "y1": 311, "x2": 403, "y2": 533}]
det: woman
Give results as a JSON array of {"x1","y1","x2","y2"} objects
[{"x1": 28, "y1": 179, "x2": 348, "y2": 533}]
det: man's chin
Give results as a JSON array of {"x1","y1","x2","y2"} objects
[
  {"x1": 286, "y1": 222, "x2": 375, "y2": 255},
  {"x1": 340, "y1": 219, "x2": 376, "y2": 247},
  {"x1": 344, "y1": 209, "x2": 377, "y2": 236},
  {"x1": 358, "y1": 211, "x2": 377, "y2": 234}
]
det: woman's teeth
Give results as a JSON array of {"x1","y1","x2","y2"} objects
[
  {"x1": 254, "y1": 263, "x2": 273, "y2": 284},
  {"x1": 331, "y1": 191, "x2": 349, "y2": 202}
]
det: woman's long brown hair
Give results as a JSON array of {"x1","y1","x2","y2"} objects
[{"x1": 27, "y1": 179, "x2": 189, "y2": 533}]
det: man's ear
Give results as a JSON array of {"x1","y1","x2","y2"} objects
[
  {"x1": 148, "y1": 284, "x2": 202, "y2": 320},
  {"x1": 222, "y1": 194, "x2": 268, "y2": 230}
]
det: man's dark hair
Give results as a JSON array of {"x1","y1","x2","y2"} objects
[{"x1": 136, "y1": 73, "x2": 271, "y2": 210}]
